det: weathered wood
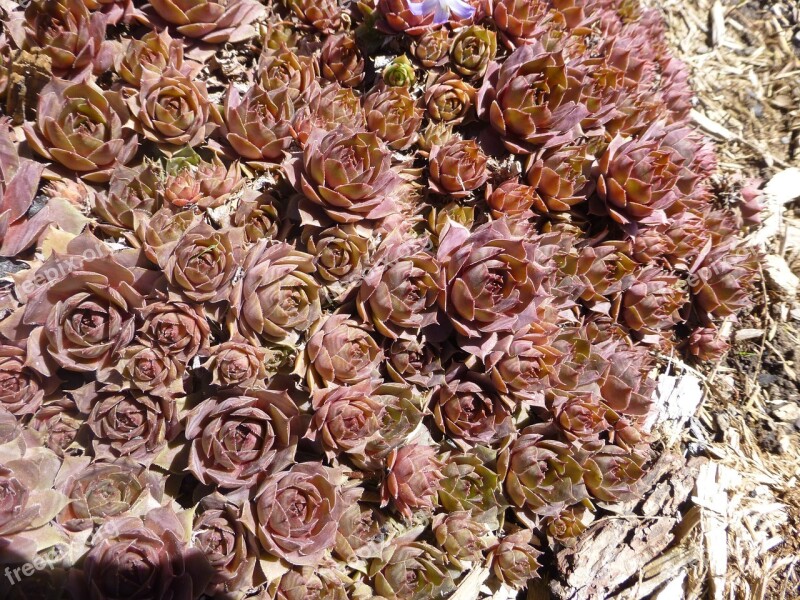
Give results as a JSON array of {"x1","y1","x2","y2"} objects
[{"x1": 547, "y1": 454, "x2": 704, "y2": 600}]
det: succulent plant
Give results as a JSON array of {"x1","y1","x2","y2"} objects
[
  {"x1": 478, "y1": 43, "x2": 589, "y2": 154},
  {"x1": 228, "y1": 240, "x2": 321, "y2": 345},
  {"x1": 24, "y1": 0, "x2": 107, "y2": 74},
  {"x1": 487, "y1": 528, "x2": 542, "y2": 589},
  {"x1": 428, "y1": 137, "x2": 488, "y2": 198},
  {"x1": 382, "y1": 55, "x2": 417, "y2": 87},
  {"x1": 129, "y1": 67, "x2": 214, "y2": 150},
  {"x1": 300, "y1": 314, "x2": 383, "y2": 389},
  {"x1": 382, "y1": 444, "x2": 444, "y2": 518},
  {"x1": 223, "y1": 84, "x2": 295, "y2": 165},
  {"x1": 69, "y1": 508, "x2": 213, "y2": 600},
  {"x1": 291, "y1": 83, "x2": 367, "y2": 144},
  {"x1": 149, "y1": 0, "x2": 264, "y2": 44},
  {"x1": 24, "y1": 78, "x2": 137, "y2": 182},
  {"x1": 356, "y1": 236, "x2": 444, "y2": 339},
  {"x1": 437, "y1": 219, "x2": 549, "y2": 338},
  {"x1": 411, "y1": 28, "x2": 451, "y2": 67},
  {"x1": 424, "y1": 71, "x2": 475, "y2": 124},
  {"x1": 285, "y1": 0, "x2": 342, "y2": 33},
  {"x1": 450, "y1": 25, "x2": 497, "y2": 79},
  {"x1": 256, "y1": 463, "x2": 344, "y2": 565},
  {"x1": 433, "y1": 372, "x2": 514, "y2": 444},
  {"x1": 489, "y1": 0, "x2": 550, "y2": 46},
  {"x1": 0, "y1": 1, "x2": 762, "y2": 596},
  {"x1": 258, "y1": 46, "x2": 318, "y2": 99},
  {"x1": 185, "y1": 390, "x2": 300, "y2": 491},
  {"x1": 498, "y1": 424, "x2": 588, "y2": 517},
  {"x1": 371, "y1": 539, "x2": 456, "y2": 600},
  {"x1": 320, "y1": 33, "x2": 365, "y2": 88},
  {"x1": 286, "y1": 126, "x2": 399, "y2": 223},
  {"x1": 364, "y1": 85, "x2": 424, "y2": 150},
  {"x1": 378, "y1": 0, "x2": 435, "y2": 34}
]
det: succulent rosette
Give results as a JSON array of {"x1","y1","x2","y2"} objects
[
  {"x1": 690, "y1": 246, "x2": 757, "y2": 318},
  {"x1": 385, "y1": 336, "x2": 445, "y2": 388},
  {"x1": 487, "y1": 528, "x2": 542, "y2": 589},
  {"x1": 299, "y1": 314, "x2": 383, "y2": 389},
  {"x1": 286, "y1": 126, "x2": 399, "y2": 223},
  {"x1": 268, "y1": 566, "x2": 349, "y2": 599},
  {"x1": 228, "y1": 240, "x2": 321, "y2": 345},
  {"x1": 424, "y1": 71, "x2": 475, "y2": 125},
  {"x1": 162, "y1": 158, "x2": 244, "y2": 210},
  {"x1": 433, "y1": 372, "x2": 514, "y2": 444},
  {"x1": 411, "y1": 28, "x2": 451, "y2": 67},
  {"x1": 489, "y1": 0, "x2": 550, "y2": 46},
  {"x1": 486, "y1": 179, "x2": 542, "y2": 218},
  {"x1": 356, "y1": 236, "x2": 444, "y2": 339},
  {"x1": 138, "y1": 299, "x2": 210, "y2": 363},
  {"x1": 370, "y1": 539, "x2": 456, "y2": 600},
  {"x1": 357, "y1": 382, "x2": 426, "y2": 468},
  {"x1": 256, "y1": 463, "x2": 344, "y2": 565},
  {"x1": 320, "y1": 33, "x2": 365, "y2": 88},
  {"x1": 428, "y1": 137, "x2": 488, "y2": 198},
  {"x1": 0, "y1": 346, "x2": 48, "y2": 416},
  {"x1": 116, "y1": 29, "x2": 195, "y2": 87},
  {"x1": 101, "y1": 342, "x2": 183, "y2": 394},
  {"x1": 79, "y1": 387, "x2": 178, "y2": 465},
  {"x1": 235, "y1": 192, "x2": 283, "y2": 243},
  {"x1": 149, "y1": 0, "x2": 264, "y2": 44},
  {"x1": 433, "y1": 510, "x2": 489, "y2": 565},
  {"x1": 498, "y1": 424, "x2": 588, "y2": 518},
  {"x1": 291, "y1": 83, "x2": 366, "y2": 145},
  {"x1": 54, "y1": 457, "x2": 163, "y2": 531},
  {"x1": 437, "y1": 219, "x2": 549, "y2": 338},
  {"x1": 157, "y1": 223, "x2": 238, "y2": 303},
  {"x1": 306, "y1": 380, "x2": 385, "y2": 460},
  {"x1": 584, "y1": 444, "x2": 649, "y2": 502},
  {"x1": 224, "y1": 84, "x2": 295, "y2": 165},
  {"x1": 24, "y1": 0, "x2": 108, "y2": 73},
  {"x1": 31, "y1": 398, "x2": 84, "y2": 456},
  {"x1": 306, "y1": 224, "x2": 370, "y2": 284},
  {"x1": 185, "y1": 389, "x2": 300, "y2": 492},
  {"x1": 685, "y1": 325, "x2": 730, "y2": 361},
  {"x1": 258, "y1": 47, "x2": 318, "y2": 99},
  {"x1": 364, "y1": 85, "x2": 423, "y2": 150},
  {"x1": 0, "y1": 436, "x2": 67, "y2": 553},
  {"x1": 201, "y1": 340, "x2": 274, "y2": 389},
  {"x1": 621, "y1": 268, "x2": 686, "y2": 343},
  {"x1": 378, "y1": 0, "x2": 436, "y2": 34},
  {"x1": 477, "y1": 43, "x2": 589, "y2": 153},
  {"x1": 24, "y1": 78, "x2": 137, "y2": 183},
  {"x1": 285, "y1": 0, "x2": 342, "y2": 34},
  {"x1": 450, "y1": 25, "x2": 497, "y2": 79},
  {"x1": 129, "y1": 67, "x2": 215, "y2": 150},
  {"x1": 381, "y1": 444, "x2": 444, "y2": 518},
  {"x1": 68, "y1": 508, "x2": 214, "y2": 600},
  {"x1": 192, "y1": 493, "x2": 259, "y2": 597},
  {"x1": 93, "y1": 163, "x2": 161, "y2": 235},
  {"x1": 11, "y1": 240, "x2": 151, "y2": 377},
  {"x1": 591, "y1": 131, "x2": 685, "y2": 230}
]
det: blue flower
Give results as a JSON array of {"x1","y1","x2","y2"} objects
[{"x1": 407, "y1": 0, "x2": 475, "y2": 25}]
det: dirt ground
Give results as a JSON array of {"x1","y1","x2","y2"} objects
[
  {"x1": 656, "y1": 0, "x2": 800, "y2": 598},
  {"x1": 532, "y1": 2, "x2": 800, "y2": 599}
]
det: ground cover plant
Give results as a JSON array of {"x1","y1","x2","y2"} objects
[{"x1": 0, "y1": 0, "x2": 762, "y2": 597}]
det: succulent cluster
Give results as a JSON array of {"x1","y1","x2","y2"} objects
[{"x1": 0, "y1": 0, "x2": 760, "y2": 598}]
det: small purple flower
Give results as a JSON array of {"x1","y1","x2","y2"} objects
[{"x1": 408, "y1": 0, "x2": 475, "y2": 24}]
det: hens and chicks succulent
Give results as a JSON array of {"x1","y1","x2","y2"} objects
[{"x1": 0, "y1": 0, "x2": 760, "y2": 598}]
